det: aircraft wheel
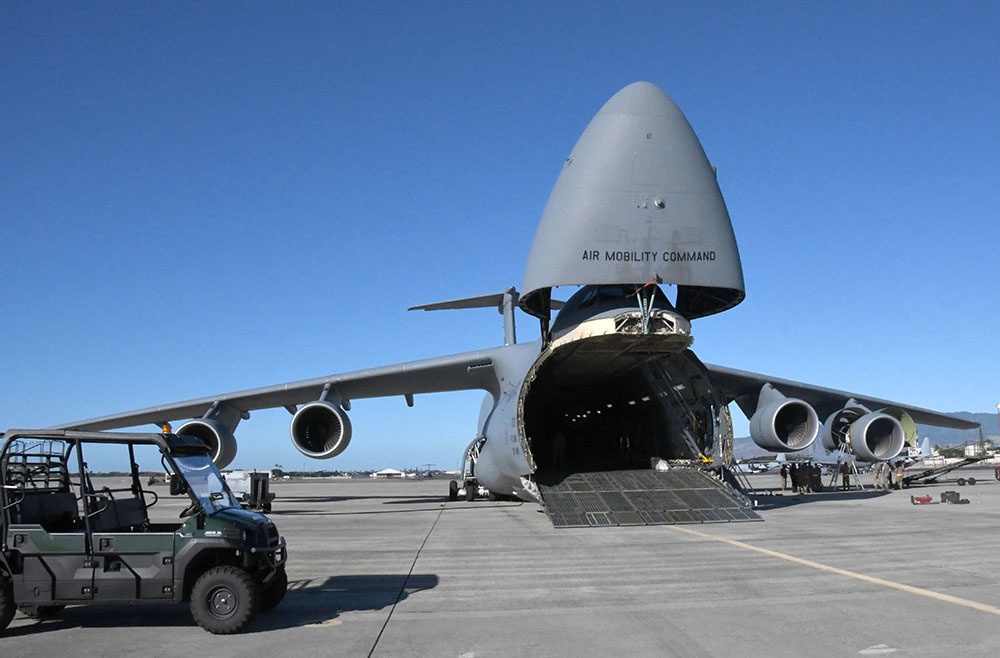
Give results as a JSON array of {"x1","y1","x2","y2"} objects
[
  {"x1": 957, "y1": 478, "x2": 966, "y2": 486},
  {"x1": 259, "y1": 566, "x2": 287, "y2": 611},
  {"x1": 464, "y1": 481, "x2": 476, "y2": 502},
  {"x1": 190, "y1": 565, "x2": 259, "y2": 634},
  {"x1": 0, "y1": 576, "x2": 14, "y2": 634},
  {"x1": 448, "y1": 480, "x2": 458, "y2": 501}
]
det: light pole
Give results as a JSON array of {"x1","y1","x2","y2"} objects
[{"x1": 996, "y1": 403, "x2": 1000, "y2": 444}]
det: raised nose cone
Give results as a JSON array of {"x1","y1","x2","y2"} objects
[{"x1": 520, "y1": 82, "x2": 745, "y2": 320}]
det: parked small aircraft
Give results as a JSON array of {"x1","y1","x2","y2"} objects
[{"x1": 732, "y1": 453, "x2": 787, "y2": 474}]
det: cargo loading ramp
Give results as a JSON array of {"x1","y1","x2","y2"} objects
[{"x1": 537, "y1": 468, "x2": 760, "y2": 528}]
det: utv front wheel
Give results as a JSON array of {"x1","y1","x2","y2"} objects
[
  {"x1": 259, "y1": 566, "x2": 288, "y2": 611},
  {"x1": 190, "y1": 565, "x2": 258, "y2": 634},
  {"x1": 0, "y1": 577, "x2": 15, "y2": 634}
]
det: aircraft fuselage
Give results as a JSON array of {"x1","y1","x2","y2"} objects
[{"x1": 474, "y1": 284, "x2": 731, "y2": 501}]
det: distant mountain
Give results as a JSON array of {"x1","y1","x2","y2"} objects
[
  {"x1": 732, "y1": 411, "x2": 993, "y2": 460},
  {"x1": 916, "y1": 412, "x2": 996, "y2": 447}
]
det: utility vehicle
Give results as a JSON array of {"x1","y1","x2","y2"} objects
[{"x1": 0, "y1": 429, "x2": 286, "y2": 634}]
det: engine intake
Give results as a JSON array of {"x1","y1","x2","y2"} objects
[
  {"x1": 850, "y1": 412, "x2": 905, "y2": 462},
  {"x1": 749, "y1": 384, "x2": 820, "y2": 452},
  {"x1": 290, "y1": 400, "x2": 352, "y2": 459},
  {"x1": 176, "y1": 419, "x2": 238, "y2": 469},
  {"x1": 822, "y1": 405, "x2": 906, "y2": 462}
]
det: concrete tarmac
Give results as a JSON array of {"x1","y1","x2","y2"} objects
[{"x1": 4, "y1": 467, "x2": 1000, "y2": 657}]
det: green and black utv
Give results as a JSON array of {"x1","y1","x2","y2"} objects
[{"x1": 0, "y1": 429, "x2": 287, "y2": 635}]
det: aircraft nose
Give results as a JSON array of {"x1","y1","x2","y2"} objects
[{"x1": 520, "y1": 81, "x2": 745, "y2": 321}]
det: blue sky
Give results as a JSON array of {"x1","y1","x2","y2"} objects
[{"x1": 2, "y1": 2, "x2": 998, "y2": 471}]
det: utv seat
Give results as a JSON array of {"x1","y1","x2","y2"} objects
[
  {"x1": 89, "y1": 495, "x2": 148, "y2": 532},
  {"x1": 15, "y1": 491, "x2": 81, "y2": 532}
]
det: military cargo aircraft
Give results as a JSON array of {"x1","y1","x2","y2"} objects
[{"x1": 54, "y1": 82, "x2": 978, "y2": 526}]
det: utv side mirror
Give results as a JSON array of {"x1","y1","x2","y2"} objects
[{"x1": 169, "y1": 476, "x2": 188, "y2": 496}]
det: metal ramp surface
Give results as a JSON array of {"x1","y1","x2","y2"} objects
[{"x1": 538, "y1": 469, "x2": 761, "y2": 528}]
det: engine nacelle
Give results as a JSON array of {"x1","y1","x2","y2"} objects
[
  {"x1": 850, "y1": 412, "x2": 905, "y2": 462},
  {"x1": 749, "y1": 384, "x2": 820, "y2": 452},
  {"x1": 822, "y1": 404, "x2": 868, "y2": 451},
  {"x1": 822, "y1": 405, "x2": 906, "y2": 462},
  {"x1": 290, "y1": 400, "x2": 353, "y2": 459},
  {"x1": 176, "y1": 419, "x2": 238, "y2": 469},
  {"x1": 882, "y1": 407, "x2": 918, "y2": 448}
]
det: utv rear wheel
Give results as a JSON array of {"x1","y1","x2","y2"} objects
[
  {"x1": 259, "y1": 566, "x2": 287, "y2": 611},
  {"x1": 0, "y1": 577, "x2": 14, "y2": 633},
  {"x1": 190, "y1": 565, "x2": 258, "y2": 634}
]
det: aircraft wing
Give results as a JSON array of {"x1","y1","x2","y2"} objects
[
  {"x1": 52, "y1": 348, "x2": 501, "y2": 432},
  {"x1": 705, "y1": 363, "x2": 979, "y2": 430}
]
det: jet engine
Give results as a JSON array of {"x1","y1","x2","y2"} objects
[
  {"x1": 176, "y1": 418, "x2": 238, "y2": 469},
  {"x1": 822, "y1": 405, "x2": 906, "y2": 462},
  {"x1": 749, "y1": 384, "x2": 820, "y2": 452},
  {"x1": 290, "y1": 400, "x2": 352, "y2": 459}
]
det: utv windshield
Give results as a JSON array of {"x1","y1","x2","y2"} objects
[{"x1": 172, "y1": 453, "x2": 239, "y2": 514}]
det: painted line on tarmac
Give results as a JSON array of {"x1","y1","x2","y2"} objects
[{"x1": 669, "y1": 524, "x2": 1000, "y2": 616}]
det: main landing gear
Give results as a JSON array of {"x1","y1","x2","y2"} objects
[
  {"x1": 449, "y1": 437, "x2": 487, "y2": 502},
  {"x1": 448, "y1": 478, "x2": 481, "y2": 501}
]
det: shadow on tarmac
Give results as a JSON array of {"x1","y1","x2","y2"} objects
[
  {"x1": 4, "y1": 573, "x2": 440, "y2": 636},
  {"x1": 746, "y1": 487, "x2": 892, "y2": 510},
  {"x1": 253, "y1": 573, "x2": 439, "y2": 631},
  {"x1": 275, "y1": 498, "x2": 525, "y2": 516},
  {"x1": 278, "y1": 494, "x2": 450, "y2": 504}
]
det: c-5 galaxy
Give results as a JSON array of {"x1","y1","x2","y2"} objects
[{"x1": 54, "y1": 82, "x2": 977, "y2": 527}]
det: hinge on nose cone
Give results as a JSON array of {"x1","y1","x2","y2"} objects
[{"x1": 634, "y1": 280, "x2": 659, "y2": 334}]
